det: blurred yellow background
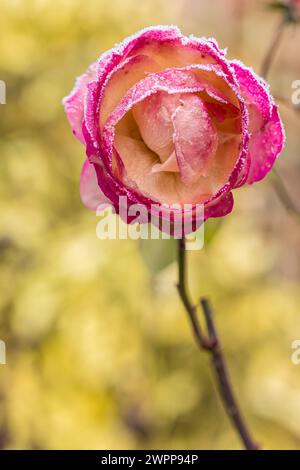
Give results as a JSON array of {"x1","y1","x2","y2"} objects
[{"x1": 0, "y1": 0, "x2": 300, "y2": 450}]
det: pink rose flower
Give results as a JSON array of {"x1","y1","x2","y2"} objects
[{"x1": 63, "y1": 26, "x2": 284, "y2": 231}]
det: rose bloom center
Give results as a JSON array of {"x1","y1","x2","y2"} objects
[{"x1": 114, "y1": 88, "x2": 241, "y2": 205}]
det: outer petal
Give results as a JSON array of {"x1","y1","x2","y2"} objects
[
  {"x1": 231, "y1": 60, "x2": 285, "y2": 184},
  {"x1": 80, "y1": 159, "x2": 108, "y2": 210},
  {"x1": 63, "y1": 62, "x2": 98, "y2": 143},
  {"x1": 83, "y1": 26, "x2": 183, "y2": 153},
  {"x1": 247, "y1": 105, "x2": 285, "y2": 183},
  {"x1": 205, "y1": 192, "x2": 234, "y2": 220}
]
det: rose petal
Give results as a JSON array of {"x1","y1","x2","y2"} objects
[
  {"x1": 172, "y1": 94, "x2": 218, "y2": 183},
  {"x1": 151, "y1": 151, "x2": 179, "y2": 173},
  {"x1": 99, "y1": 54, "x2": 161, "y2": 128},
  {"x1": 132, "y1": 91, "x2": 179, "y2": 162},
  {"x1": 205, "y1": 191, "x2": 234, "y2": 219},
  {"x1": 231, "y1": 60, "x2": 285, "y2": 183},
  {"x1": 247, "y1": 105, "x2": 285, "y2": 183},
  {"x1": 106, "y1": 67, "x2": 243, "y2": 205},
  {"x1": 114, "y1": 134, "x2": 214, "y2": 205},
  {"x1": 114, "y1": 134, "x2": 178, "y2": 204},
  {"x1": 103, "y1": 68, "x2": 238, "y2": 161},
  {"x1": 63, "y1": 62, "x2": 98, "y2": 143},
  {"x1": 80, "y1": 159, "x2": 109, "y2": 210}
]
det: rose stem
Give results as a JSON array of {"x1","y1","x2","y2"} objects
[
  {"x1": 261, "y1": 18, "x2": 286, "y2": 79},
  {"x1": 176, "y1": 237, "x2": 259, "y2": 451},
  {"x1": 260, "y1": 17, "x2": 300, "y2": 218},
  {"x1": 270, "y1": 168, "x2": 300, "y2": 221}
]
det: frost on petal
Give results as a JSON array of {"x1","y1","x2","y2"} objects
[
  {"x1": 231, "y1": 60, "x2": 285, "y2": 183},
  {"x1": 99, "y1": 54, "x2": 161, "y2": 128},
  {"x1": 205, "y1": 191, "x2": 234, "y2": 220},
  {"x1": 102, "y1": 69, "x2": 211, "y2": 166},
  {"x1": 104, "y1": 66, "x2": 243, "y2": 207},
  {"x1": 231, "y1": 60, "x2": 272, "y2": 122},
  {"x1": 172, "y1": 94, "x2": 218, "y2": 184},
  {"x1": 63, "y1": 62, "x2": 98, "y2": 143},
  {"x1": 132, "y1": 91, "x2": 178, "y2": 163},
  {"x1": 80, "y1": 159, "x2": 109, "y2": 210},
  {"x1": 122, "y1": 26, "x2": 219, "y2": 72},
  {"x1": 247, "y1": 105, "x2": 285, "y2": 184},
  {"x1": 103, "y1": 68, "x2": 230, "y2": 163}
]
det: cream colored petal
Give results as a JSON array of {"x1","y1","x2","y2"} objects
[{"x1": 100, "y1": 54, "x2": 160, "y2": 128}]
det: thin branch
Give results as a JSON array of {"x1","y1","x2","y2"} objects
[
  {"x1": 176, "y1": 238, "x2": 259, "y2": 451},
  {"x1": 260, "y1": 18, "x2": 300, "y2": 221},
  {"x1": 260, "y1": 18, "x2": 286, "y2": 79},
  {"x1": 270, "y1": 168, "x2": 300, "y2": 220},
  {"x1": 176, "y1": 238, "x2": 212, "y2": 350}
]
